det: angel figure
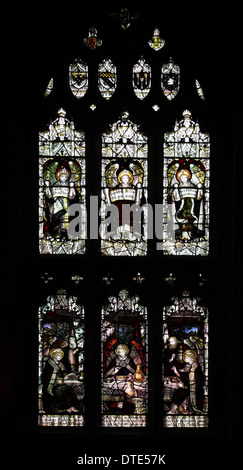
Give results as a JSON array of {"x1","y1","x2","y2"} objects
[
  {"x1": 44, "y1": 160, "x2": 80, "y2": 239},
  {"x1": 102, "y1": 158, "x2": 145, "y2": 240},
  {"x1": 104, "y1": 344, "x2": 136, "y2": 378},
  {"x1": 169, "y1": 162, "x2": 205, "y2": 240}
]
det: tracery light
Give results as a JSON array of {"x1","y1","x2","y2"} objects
[
  {"x1": 195, "y1": 79, "x2": 205, "y2": 100},
  {"x1": 161, "y1": 57, "x2": 180, "y2": 100},
  {"x1": 148, "y1": 28, "x2": 165, "y2": 51},
  {"x1": 132, "y1": 56, "x2": 151, "y2": 100},
  {"x1": 44, "y1": 78, "x2": 53, "y2": 97},
  {"x1": 83, "y1": 27, "x2": 102, "y2": 49},
  {"x1": 69, "y1": 58, "x2": 88, "y2": 99},
  {"x1": 98, "y1": 58, "x2": 117, "y2": 100},
  {"x1": 111, "y1": 7, "x2": 139, "y2": 30}
]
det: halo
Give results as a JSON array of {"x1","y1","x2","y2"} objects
[
  {"x1": 56, "y1": 166, "x2": 71, "y2": 181},
  {"x1": 117, "y1": 169, "x2": 134, "y2": 184},
  {"x1": 49, "y1": 347, "x2": 64, "y2": 360},
  {"x1": 176, "y1": 168, "x2": 191, "y2": 182},
  {"x1": 115, "y1": 344, "x2": 130, "y2": 356},
  {"x1": 182, "y1": 349, "x2": 197, "y2": 362}
]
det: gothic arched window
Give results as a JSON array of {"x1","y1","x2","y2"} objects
[
  {"x1": 34, "y1": 4, "x2": 219, "y2": 435},
  {"x1": 9, "y1": 1, "x2": 240, "y2": 466}
]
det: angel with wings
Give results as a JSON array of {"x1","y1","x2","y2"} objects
[
  {"x1": 167, "y1": 159, "x2": 206, "y2": 241},
  {"x1": 102, "y1": 158, "x2": 145, "y2": 240}
]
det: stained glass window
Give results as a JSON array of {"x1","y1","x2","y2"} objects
[
  {"x1": 35, "y1": 5, "x2": 216, "y2": 437},
  {"x1": 195, "y1": 79, "x2": 205, "y2": 100},
  {"x1": 69, "y1": 59, "x2": 88, "y2": 99},
  {"x1": 39, "y1": 108, "x2": 86, "y2": 254},
  {"x1": 163, "y1": 110, "x2": 210, "y2": 255},
  {"x1": 44, "y1": 78, "x2": 53, "y2": 97},
  {"x1": 98, "y1": 58, "x2": 117, "y2": 100},
  {"x1": 38, "y1": 289, "x2": 85, "y2": 426},
  {"x1": 101, "y1": 289, "x2": 148, "y2": 427},
  {"x1": 111, "y1": 7, "x2": 139, "y2": 30},
  {"x1": 161, "y1": 57, "x2": 180, "y2": 100},
  {"x1": 83, "y1": 27, "x2": 102, "y2": 49},
  {"x1": 100, "y1": 112, "x2": 148, "y2": 256},
  {"x1": 148, "y1": 28, "x2": 165, "y2": 51},
  {"x1": 163, "y1": 289, "x2": 209, "y2": 428},
  {"x1": 132, "y1": 57, "x2": 151, "y2": 100}
]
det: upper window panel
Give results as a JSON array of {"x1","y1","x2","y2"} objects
[
  {"x1": 98, "y1": 58, "x2": 117, "y2": 100},
  {"x1": 163, "y1": 110, "x2": 210, "y2": 256},
  {"x1": 195, "y1": 79, "x2": 205, "y2": 101},
  {"x1": 148, "y1": 28, "x2": 165, "y2": 51},
  {"x1": 69, "y1": 58, "x2": 88, "y2": 99},
  {"x1": 83, "y1": 27, "x2": 102, "y2": 50},
  {"x1": 44, "y1": 78, "x2": 53, "y2": 97},
  {"x1": 132, "y1": 56, "x2": 151, "y2": 100},
  {"x1": 161, "y1": 57, "x2": 180, "y2": 100},
  {"x1": 100, "y1": 112, "x2": 148, "y2": 256},
  {"x1": 39, "y1": 109, "x2": 86, "y2": 254}
]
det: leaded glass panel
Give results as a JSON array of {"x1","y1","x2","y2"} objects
[
  {"x1": 132, "y1": 57, "x2": 151, "y2": 100},
  {"x1": 38, "y1": 289, "x2": 85, "y2": 426},
  {"x1": 44, "y1": 78, "x2": 53, "y2": 97},
  {"x1": 101, "y1": 112, "x2": 148, "y2": 256},
  {"x1": 101, "y1": 289, "x2": 148, "y2": 427},
  {"x1": 161, "y1": 57, "x2": 180, "y2": 100},
  {"x1": 163, "y1": 290, "x2": 209, "y2": 428},
  {"x1": 163, "y1": 110, "x2": 210, "y2": 255},
  {"x1": 98, "y1": 58, "x2": 117, "y2": 100},
  {"x1": 69, "y1": 59, "x2": 88, "y2": 99},
  {"x1": 195, "y1": 79, "x2": 205, "y2": 100},
  {"x1": 39, "y1": 109, "x2": 86, "y2": 254},
  {"x1": 148, "y1": 28, "x2": 165, "y2": 51}
]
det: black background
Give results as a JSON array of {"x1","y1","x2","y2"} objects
[{"x1": 3, "y1": 0, "x2": 241, "y2": 467}]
